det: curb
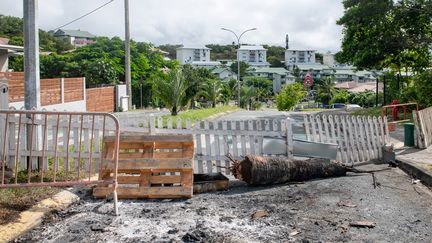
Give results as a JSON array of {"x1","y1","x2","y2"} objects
[
  {"x1": 204, "y1": 108, "x2": 242, "y2": 122},
  {"x1": 0, "y1": 189, "x2": 79, "y2": 243},
  {"x1": 396, "y1": 157, "x2": 432, "y2": 187}
]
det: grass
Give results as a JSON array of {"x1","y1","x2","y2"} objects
[
  {"x1": 161, "y1": 106, "x2": 240, "y2": 128},
  {"x1": 299, "y1": 108, "x2": 326, "y2": 112},
  {"x1": 351, "y1": 107, "x2": 382, "y2": 117},
  {"x1": 0, "y1": 187, "x2": 59, "y2": 225},
  {"x1": 419, "y1": 163, "x2": 432, "y2": 173}
]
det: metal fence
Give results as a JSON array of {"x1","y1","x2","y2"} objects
[{"x1": 0, "y1": 109, "x2": 120, "y2": 214}]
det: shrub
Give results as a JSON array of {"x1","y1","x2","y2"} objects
[{"x1": 276, "y1": 83, "x2": 306, "y2": 111}]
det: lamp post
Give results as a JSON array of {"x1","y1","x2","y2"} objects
[{"x1": 221, "y1": 27, "x2": 257, "y2": 106}]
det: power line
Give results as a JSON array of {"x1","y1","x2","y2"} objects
[{"x1": 52, "y1": 0, "x2": 115, "y2": 31}]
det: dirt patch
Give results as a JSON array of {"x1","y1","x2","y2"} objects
[
  {"x1": 0, "y1": 187, "x2": 59, "y2": 225},
  {"x1": 15, "y1": 165, "x2": 432, "y2": 242}
]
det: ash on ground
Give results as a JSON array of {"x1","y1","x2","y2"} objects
[{"x1": 16, "y1": 165, "x2": 432, "y2": 242}]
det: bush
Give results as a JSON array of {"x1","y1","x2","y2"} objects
[
  {"x1": 415, "y1": 70, "x2": 432, "y2": 108},
  {"x1": 276, "y1": 83, "x2": 306, "y2": 111},
  {"x1": 331, "y1": 90, "x2": 349, "y2": 104}
]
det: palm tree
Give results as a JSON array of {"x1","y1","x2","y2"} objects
[
  {"x1": 197, "y1": 79, "x2": 223, "y2": 108},
  {"x1": 317, "y1": 77, "x2": 336, "y2": 106},
  {"x1": 152, "y1": 69, "x2": 191, "y2": 115},
  {"x1": 240, "y1": 86, "x2": 258, "y2": 110}
]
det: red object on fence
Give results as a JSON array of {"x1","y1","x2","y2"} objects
[{"x1": 392, "y1": 100, "x2": 398, "y2": 121}]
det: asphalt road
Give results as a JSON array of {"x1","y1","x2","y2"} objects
[
  {"x1": 17, "y1": 164, "x2": 432, "y2": 242},
  {"x1": 214, "y1": 109, "x2": 311, "y2": 140}
]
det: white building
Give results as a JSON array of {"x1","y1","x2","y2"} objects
[
  {"x1": 246, "y1": 67, "x2": 295, "y2": 93},
  {"x1": 285, "y1": 49, "x2": 316, "y2": 70},
  {"x1": 296, "y1": 63, "x2": 334, "y2": 79},
  {"x1": 211, "y1": 67, "x2": 236, "y2": 80},
  {"x1": 323, "y1": 52, "x2": 351, "y2": 68},
  {"x1": 176, "y1": 45, "x2": 221, "y2": 67},
  {"x1": 0, "y1": 38, "x2": 24, "y2": 72},
  {"x1": 53, "y1": 29, "x2": 96, "y2": 48},
  {"x1": 237, "y1": 45, "x2": 270, "y2": 67}
]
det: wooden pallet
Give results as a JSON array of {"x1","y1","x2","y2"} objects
[{"x1": 93, "y1": 134, "x2": 194, "y2": 199}]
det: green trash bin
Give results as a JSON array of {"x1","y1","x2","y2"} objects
[{"x1": 404, "y1": 123, "x2": 415, "y2": 147}]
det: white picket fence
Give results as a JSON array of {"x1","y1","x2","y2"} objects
[
  {"x1": 303, "y1": 114, "x2": 389, "y2": 165},
  {"x1": 124, "y1": 116, "x2": 293, "y2": 174},
  {"x1": 415, "y1": 106, "x2": 432, "y2": 148}
]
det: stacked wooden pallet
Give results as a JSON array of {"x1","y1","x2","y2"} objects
[{"x1": 93, "y1": 134, "x2": 194, "y2": 199}]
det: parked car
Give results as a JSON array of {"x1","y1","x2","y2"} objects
[
  {"x1": 330, "y1": 103, "x2": 346, "y2": 109},
  {"x1": 345, "y1": 104, "x2": 362, "y2": 111}
]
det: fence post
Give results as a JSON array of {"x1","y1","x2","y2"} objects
[
  {"x1": 0, "y1": 78, "x2": 8, "y2": 110},
  {"x1": 286, "y1": 118, "x2": 293, "y2": 158},
  {"x1": 82, "y1": 77, "x2": 86, "y2": 102},
  {"x1": 0, "y1": 79, "x2": 8, "y2": 158},
  {"x1": 149, "y1": 115, "x2": 156, "y2": 135},
  {"x1": 60, "y1": 78, "x2": 65, "y2": 104}
]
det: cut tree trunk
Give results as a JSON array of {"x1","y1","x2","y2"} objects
[{"x1": 230, "y1": 155, "x2": 351, "y2": 186}]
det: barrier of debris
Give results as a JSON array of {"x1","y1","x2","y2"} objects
[{"x1": 93, "y1": 134, "x2": 194, "y2": 199}]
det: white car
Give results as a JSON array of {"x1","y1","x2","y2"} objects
[{"x1": 345, "y1": 104, "x2": 362, "y2": 111}]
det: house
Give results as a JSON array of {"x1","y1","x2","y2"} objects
[
  {"x1": 246, "y1": 67, "x2": 295, "y2": 93},
  {"x1": 53, "y1": 29, "x2": 96, "y2": 48},
  {"x1": 0, "y1": 38, "x2": 24, "y2": 72},
  {"x1": 237, "y1": 45, "x2": 270, "y2": 67},
  {"x1": 295, "y1": 63, "x2": 334, "y2": 79},
  {"x1": 285, "y1": 49, "x2": 316, "y2": 70},
  {"x1": 334, "y1": 68, "x2": 377, "y2": 83},
  {"x1": 335, "y1": 81, "x2": 383, "y2": 93},
  {"x1": 176, "y1": 45, "x2": 221, "y2": 67},
  {"x1": 211, "y1": 67, "x2": 236, "y2": 80}
]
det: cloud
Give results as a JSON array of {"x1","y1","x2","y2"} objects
[{"x1": 0, "y1": 0, "x2": 344, "y2": 52}]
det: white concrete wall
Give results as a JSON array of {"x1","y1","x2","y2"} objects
[
  {"x1": 10, "y1": 100, "x2": 87, "y2": 112},
  {"x1": 115, "y1": 84, "x2": 128, "y2": 112},
  {"x1": 323, "y1": 53, "x2": 335, "y2": 67}
]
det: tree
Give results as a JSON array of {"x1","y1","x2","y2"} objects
[
  {"x1": 230, "y1": 61, "x2": 249, "y2": 77},
  {"x1": 152, "y1": 69, "x2": 191, "y2": 116},
  {"x1": 240, "y1": 86, "x2": 258, "y2": 110},
  {"x1": 336, "y1": 0, "x2": 432, "y2": 71},
  {"x1": 276, "y1": 83, "x2": 306, "y2": 111},
  {"x1": 331, "y1": 90, "x2": 349, "y2": 104},
  {"x1": 243, "y1": 77, "x2": 273, "y2": 101},
  {"x1": 197, "y1": 79, "x2": 223, "y2": 107},
  {"x1": 316, "y1": 77, "x2": 336, "y2": 106},
  {"x1": 414, "y1": 70, "x2": 432, "y2": 107}
]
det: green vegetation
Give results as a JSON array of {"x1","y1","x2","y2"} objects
[
  {"x1": 276, "y1": 83, "x2": 306, "y2": 111},
  {"x1": 196, "y1": 79, "x2": 224, "y2": 108},
  {"x1": 0, "y1": 187, "x2": 59, "y2": 225},
  {"x1": 152, "y1": 69, "x2": 191, "y2": 116},
  {"x1": 337, "y1": 0, "x2": 432, "y2": 72},
  {"x1": 351, "y1": 107, "x2": 382, "y2": 117},
  {"x1": 316, "y1": 77, "x2": 336, "y2": 106},
  {"x1": 162, "y1": 106, "x2": 239, "y2": 128}
]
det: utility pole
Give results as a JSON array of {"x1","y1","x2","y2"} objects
[
  {"x1": 24, "y1": 0, "x2": 40, "y2": 110},
  {"x1": 124, "y1": 0, "x2": 132, "y2": 110}
]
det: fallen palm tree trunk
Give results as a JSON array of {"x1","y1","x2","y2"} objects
[{"x1": 229, "y1": 155, "x2": 386, "y2": 187}]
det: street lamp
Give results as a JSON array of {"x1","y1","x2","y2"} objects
[{"x1": 221, "y1": 27, "x2": 257, "y2": 106}]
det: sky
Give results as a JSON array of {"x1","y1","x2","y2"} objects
[{"x1": 0, "y1": 0, "x2": 345, "y2": 52}]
